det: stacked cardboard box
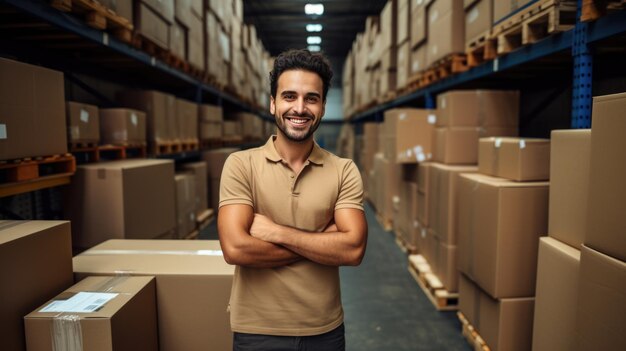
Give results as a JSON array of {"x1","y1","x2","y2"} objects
[
  {"x1": 99, "y1": 108, "x2": 147, "y2": 145},
  {"x1": 73, "y1": 239, "x2": 235, "y2": 351},
  {"x1": 135, "y1": 0, "x2": 174, "y2": 50},
  {"x1": 203, "y1": 148, "x2": 238, "y2": 211},
  {"x1": 379, "y1": 0, "x2": 398, "y2": 97},
  {"x1": 343, "y1": 50, "x2": 355, "y2": 118},
  {"x1": 1, "y1": 221, "x2": 74, "y2": 351},
  {"x1": 66, "y1": 101, "x2": 100, "y2": 146},
  {"x1": 175, "y1": 98, "x2": 199, "y2": 143},
  {"x1": 392, "y1": 164, "x2": 420, "y2": 251},
  {"x1": 199, "y1": 104, "x2": 223, "y2": 141},
  {"x1": 426, "y1": 0, "x2": 465, "y2": 66},
  {"x1": 174, "y1": 173, "x2": 197, "y2": 238},
  {"x1": 409, "y1": 0, "x2": 428, "y2": 78},
  {"x1": 230, "y1": 112, "x2": 264, "y2": 141},
  {"x1": 464, "y1": 0, "x2": 493, "y2": 48},
  {"x1": 180, "y1": 161, "x2": 209, "y2": 219}
]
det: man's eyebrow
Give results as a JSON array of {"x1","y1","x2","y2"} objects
[
  {"x1": 306, "y1": 92, "x2": 322, "y2": 98},
  {"x1": 280, "y1": 90, "x2": 297, "y2": 96}
]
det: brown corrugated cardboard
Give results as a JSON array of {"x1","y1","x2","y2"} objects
[
  {"x1": 73, "y1": 240, "x2": 235, "y2": 351},
  {"x1": 435, "y1": 241, "x2": 458, "y2": 292},
  {"x1": 380, "y1": 0, "x2": 398, "y2": 51},
  {"x1": 200, "y1": 121, "x2": 223, "y2": 140},
  {"x1": 434, "y1": 126, "x2": 518, "y2": 164},
  {"x1": 99, "y1": 0, "x2": 133, "y2": 23},
  {"x1": 232, "y1": 112, "x2": 264, "y2": 140},
  {"x1": 0, "y1": 58, "x2": 67, "y2": 160},
  {"x1": 417, "y1": 163, "x2": 432, "y2": 226},
  {"x1": 422, "y1": 229, "x2": 437, "y2": 265},
  {"x1": 1, "y1": 221, "x2": 73, "y2": 351},
  {"x1": 436, "y1": 90, "x2": 520, "y2": 127},
  {"x1": 428, "y1": 163, "x2": 477, "y2": 245},
  {"x1": 188, "y1": 13, "x2": 204, "y2": 69},
  {"x1": 199, "y1": 104, "x2": 224, "y2": 122},
  {"x1": 24, "y1": 276, "x2": 158, "y2": 351},
  {"x1": 426, "y1": 0, "x2": 465, "y2": 66},
  {"x1": 99, "y1": 108, "x2": 147, "y2": 145},
  {"x1": 464, "y1": 0, "x2": 492, "y2": 45},
  {"x1": 180, "y1": 161, "x2": 209, "y2": 215},
  {"x1": 117, "y1": 90, "x2": 176, "y2": 142},
  {"x1": 494, "y1": 0, "x2": 533, "y2": 24},
  {"x1": 396, "y1": 41, "x2": 410, "y2": 88},
  {"x1": 410, "y1": 43, "x2": 428, "y2": 75},
  {"x1": 478, "y1": 137, "x2": 550, "y2": 181},
  {"x1": 410, "y1": 3, "x2": 427, "y2": 49},
  {"x1": 66, "y1": 101, "x2": 100, "y2": 143},
  {"x1": 175, "y1": 98, "x2": 198, "y2": 141},
  {"x1": 395, "y1": 109, "x2": 437, "y2": 163},
  {"x1": 170, "y1": 20, "x2": 187, "y2": 58},
  {"x1": 585, "y1": 92, "x2": 626, "y2": 261},
  {"x1": 417, "y1": 161, "x2": 431, "y2": 193},
  {"x1": 203, "y1": 148, "x2": 238, "y2": 181},
  {"x1": 457, "y1": 173, "x2": 549, "y2": 298},
  {"x1": 66, "y1": 159, "x2": 176, "y2": 249},
  {"x1": 397, "y1": 0, "x2": 409, "y2": 45},
  {"x1": 575, "y1": 245, "x2": 626, "y2": 350},
  {"x1": 548, "y1": 129, "x2": 591, "y2": 249},
  {"x1": 222, "y1": 120, "x2": 242, "y2": 138},
  {"x1": 532, "y1": 237, "x2": 581, "y2": 351},
  {"x1": 174, "y1": 0, "x2": 193, "y2": 27},
  {"x1": 142, "y1": 0, "x2": 174, "y2": 23},
  {"x1": 459, "y1": 273, "x2": 477, "y2": 325},
  {"x1": 136, "y1": 3, "x2": 170, "y2": 49},
  {"x1": 175, "y1": 173, "x2": 196, "y2": 238}
]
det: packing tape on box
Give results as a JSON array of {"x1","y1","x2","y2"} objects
[
  {"x1": 82, "y1": 249, "x2": 223, "y2": 256},
  {"x1": 52, "y1": 315, "x2": 83, "y2": 351}
]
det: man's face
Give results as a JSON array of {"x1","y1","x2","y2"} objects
[{"x1": 270, "y1": 69, "x2": 325, "y2": 142}]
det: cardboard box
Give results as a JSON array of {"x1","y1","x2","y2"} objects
[
  {"x1": 117, "y1": 90, "x2": 176, "y2": 142},
  {"x1": 532, "y1": 237, "x2": 581, "y2": 351},
  {"x1": 457, "y1": 173, "x2": 549, "y2": 298},
  {"x1": 434, "y1": 241, "x2": 458, "y2": 292},
  {"x1": 428, "y1": 163, "x2": 477, "y2": 245},
  {"x1": 422, "y1": 229, "x2": 437, "y2": 264},
  {"x1": 575, "y1": 245, "x2": 626, "y2": 350},
  {"x1": 426, "y1": 0, "x2": 465, "y2": 66},
  {"x1": 585, "y1": 92, "x2": 626, "y2": 261},
  {"x1": 175, "y1": 173, "x2": 196, "y2": 238},
  {"x1": 410, "y1": 43, "x2": 428, "y2": 75},
  {"x1": 142, "y1": 0, "x2": 174, "y2": 23},
  {"x1": 436, "y1": 90, "x2": 520, "y2": 127},
  {"x1": 548, "y1": 129, "x2": 591, "y2": 249},
  {"x1": 0, "y1": 58, "x2": 67, "y2": 160},
  {"x1": 24, "y1": 276, "x2": 158, "y2": 351},
  {"x1": 66, "y1": 101, "x2": 100, "y2": 143},
  {"x1": 174, "y1": 0, "x2": 193, "y2": 27},
  {"x1": 417, "y1": 162, "x2": 432, "y2": 226},
  {"x1": 380, "y1": 0, "x2": 398, "y2": 51},
  {"x1": 188, "y1": 13, "x2": 204, "y2": 69},
  {"x1": 478, "y1": 137, "x2": 550, "y2": 181},
  {"x1": 66, "y1": 159, "x2": 176, "y2": 249},
  {"x1": 99, "y1": 108, "x2": 147, "y2": 145},
  {"x1": 417, "y1": 161, "x2": 431, "y2": 193},
  {"x1": 397, "y1": 0, "x2": 410, "y2": 45},
  {"x1": 222, "y1": 120, "x2": 242, "y2": 139},
  {"x1": 434, "y1": 126, "x2": 518, "y2": 165},
  {"x1": 232, "y1": 112, "x2": 264, "y2": 140},
  {"x1": 99, "y1": 0, "x2": 133, "y2": 23},
  {"x1": 136, "y1": 2, "x2": 170, "y2": 49},
  {"x1": 170, "y1": 20, "x2": 187, "y2": 59},
  {"x1": 175, "y1": 98, "x2": 198, "y2": 141},
  {"x1": 464, "y1": 0, "x2": 492, "y2": 46},
  {"x1": 180, "y1": 161, "x2": 209, "y2": 215},
  {"x1": 458, "y1": 273, "x2": 477, "y2": 325},
  {"x1": 410, "y1": 3, "x2": 427, "y2": 48},
  {"x1": 396, "y1": 41, "x2": 410, "y2": 88},
  {"x1": 200, "y1": 121, "x2": 223, "y2": 140},
  {"x1": 0, "y1": 221, "x2": 74, "y2": 351},
  {"x1": 395, "y1": 109, "x2": 437, "y2": 163},
  {"x1": 494, "y1": 0, "x2": 534, "y2": 24},
  {"x1": 203, "y1": 148, "x2": 238, "y2": 180},
  {"x1": 199, "y1": 104, "x2": 223, "y2": 122},
  {"x1": 73, "y1": 240, "x2": 235, "y2": 351}
]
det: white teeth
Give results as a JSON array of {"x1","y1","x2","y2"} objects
[{"x1": 289, "y1": 118, "x2": 307, "y2": 124}]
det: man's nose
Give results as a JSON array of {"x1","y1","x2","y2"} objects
[{"x1": 292, "y1": 97, "x2": 305, "y2": 115}]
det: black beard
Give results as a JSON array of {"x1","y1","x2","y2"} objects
[{"x1": 274, "y1": 112, "x2": 321, "y2": 143}]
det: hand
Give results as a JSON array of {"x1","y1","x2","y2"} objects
[{"x1": 249, "y1": 213, "x2": 279, "y2": 243}]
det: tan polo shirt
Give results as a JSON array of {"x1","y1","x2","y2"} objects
[{"x1": 219, "y1": 136, "x2": 364, "y2": 336}]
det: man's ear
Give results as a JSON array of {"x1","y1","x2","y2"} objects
[{"x1": 270, "y1": 95, "x2": 276, "y2": 115}]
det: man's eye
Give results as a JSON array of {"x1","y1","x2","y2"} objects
[
  {"x1": 283, "y1": 95, "x2": 295, "y2": 100},
  {"x1": 306, "y1": 97, "x2": 318, "y2": 103}
]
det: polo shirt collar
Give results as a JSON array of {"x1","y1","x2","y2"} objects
[{"x1": 262, "y1": 135, "x2": 325, "y2": 165}]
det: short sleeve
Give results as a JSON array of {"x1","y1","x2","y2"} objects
[
  {"x1": 335, "y1": 160, "x2": 364, "y2": 211},
  {"x1": 219, "y1": 153, "x2": 254, "y2": 208}
]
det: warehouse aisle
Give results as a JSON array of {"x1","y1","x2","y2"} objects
[
  {"x1": 202, "y1": 203, "x2": 469, "y2": 351},
  {"x1": 341, "y1": 203, "x2": 470, "y2": 351}
]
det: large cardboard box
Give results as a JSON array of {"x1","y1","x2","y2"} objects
[
  {"x1": 380, "y1": 0, "x2": 398, "y2": 52},
  {"x1": 434, "y1": 126, "x2": 518, "y2": 164},
  {"x1": 0, "y1": 58, "x2": 67, "y2": 160},
  {"x1": 136, "y1": 2, "x2": 170, "y2": 49},
  {"x1": 395, "y1": 109, "x2": 436, "y2": 163},
  {"x1": 428, "y1": 163, "x2": 477, "y2": 245},
  {"x1": 73, "y1": 240, "x2": 235, "y2": 351},
  {"x1": 142, "y1": 0, "x2": 174, "y2": 23},
  {"x1": 494, "y1": 0, "x2": 534, "y2": 24},
  {"x1": 0, "y1": 221, "x2": 74, "y2": 351},
  {"x1": 99, "y1": 108, "x2": 147, "y2": 145},
  {"x1": 66, "y1": 159, "x2": 176, "y2": 249},
  {"x1": 417, "y1": 162, "x2": 432, "y2": 226},
  {"x1": 170, "y1": 20, "x2": 186, "y2": 59},
  {"x1": 188, "y1": 13, "x2": 204, "y2": 69},
  {"x1": 99, "y1": 0, "x2": 133, "y2": 23},
  {"x1": 464, "y1": 0, "x2": 492, "y2": 46},
  {"x1": 478, "y1": 137, "x2": 550, "y2": 181},
  {"x1": 410, "y1": 43, "x2": 428, "y2": 75},
  {"x1": 174, "y1": 0, "x2": 193, "y2": 27},
  {"x1": 585, "y1": 92, "x2": 626, "y2": 261},
  {"x1": 426, "y1": 0, "x2": 465, "y2": 66},
  {"x1": 397, "y1": 0, "x2": 410, "y2": 45},
  {"x1": 199, "y1": 104, "x2": 223, "y2": 123},
  {"x1": 203, "y1": 148, "x2": 238, "y2": 210},
  {"x1": 201, "y1": 121, "x2": 223, "y2": 140},
  {"x1": 175, "y1": 98, "x2": 199, "y2": 141},
  {"x1": 117, "y1": 90, "x2": 176, "y2": 143},
  {"x1": 532, "y1": 237, "x2": 581, "y2": 351},
  {"x1": 180, "y1": 161, "x2": 209, "y2": 216},
  {"x1": 457, "y1": 173, "x2": 549, "y2": 298},
  {"x1": 175, "y1": 173, "x2": 197, "y2": 238},
  {"x1": 575, "y1": 245, "x2": 626, "y2": 350},
  {"x1": 66, "y1": 101, "x2": 100, "y2": 143},
  {"x1": 434, "y1": 241, "x2": 458, "y2": 291},
  {"x1": 459, "y1": 274, "x2": 535, "y2": 351},
  {"x1": 410, "y1": 3, "x2": 427, "y2": 49},
  {"x1": 548, "y1": 129, "x2": 591, "y2": 249},
  {"x1": 396, "y1": 41, "x2": 410, "y2": 88},
  {"x1": 436, "y1": 90, "x2": 519, "y2": 127},
  {"x1": 24, "y1": 276, "x2": 158, "y2": 351}
]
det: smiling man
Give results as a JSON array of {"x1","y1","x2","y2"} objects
[{"x1": 217, "y1": 49, "x2": 368, "y2": 351}]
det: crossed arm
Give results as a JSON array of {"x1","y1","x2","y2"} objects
[{"x1": 217, "y1": 204, "x2": 368, "y2": 268}]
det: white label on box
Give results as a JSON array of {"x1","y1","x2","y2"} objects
[
  {"x1": 519, "y1": 140, "x2": 526, "y2": 149},
  {"x1": 427, "y1": 114, "x2": 437, "y2": 124},
  {"x1": 80, "y1": 108, "x2": 90, "y2": 123},
  {"x1": 430, "y1": 10, "x2": 439, "y2": 24},
  {"x1": 412, "y1": 61, "x2": 420, "y2": 73},
  {"x1": 468, "y1": 8, "x2": 480, "y2": 24},
  {"x1": 131, "y1": 113, "x2": 138, "y2": 126},
  {"x1": 494, "y1": 138, "x2": 502, "y2": 148},
  {"x1": 102, "y1": 33, "x2": 109, "y2": 46},
  {"x1": 399, "y1": 113, "x2": 406, "y2": 120},
  {"x1": 493, "y1": 58, "x2": 499, "y2": 72},
  {"x1": 0, "y1": 124, "x2": 6, "y2": 139},
  {"x1": 40, "y1": 292, "x2": 118, "y2": 313}
]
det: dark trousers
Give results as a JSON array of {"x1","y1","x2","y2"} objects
[{"x1": 233, "y1": 324, "x2": 345, "y2": 351}]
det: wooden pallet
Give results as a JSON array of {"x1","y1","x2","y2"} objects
[
  {"x1": 152, "y1": 141, "x2": 182, "y2": 156},
  {"x1": 0, "y1": 154, "x2": 76, "y2": 183},
  {"x1": 200, "y1": 139, "x2": 224, "y2": 149},
  {"x1": 394, "y1": 230, "x2": 417, "y2": 255},
  {"x1": 465, "y1": 31, "x2": 497, "y2": 68},
  {"x1": 377, "y1": 90, "x2": 397, "y2": 104},
  {"x1": 180, "y1": 140, "x2": 200, "y2": 152},
  {"x1": 131, "y1": 33, "x2": 170, "y2": 59},
  {"x1": 493, "y1": 0, "x2": 577, "y2": 55},
  {"x1": 50, "y1": 0, "x2": 133, "y2": 43},
  {"x1": 408, "y1": 254, "x2": 459, "y2": 311},
  {"x1": 71, "y1": 143, "x2": 147, "y2": 163},
  {"x1": 68, "y1": 140, "x2": 98, "y2": 150},
  {"x1": 458, "y1": 312, "x2": 491, "y2": 351},
  {"x1": 581, "y1": 0, "x2": 626, "y2": 21}
]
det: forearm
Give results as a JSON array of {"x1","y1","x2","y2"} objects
[{"x1": 224, "y1": 236, "x2": 302, "y2": 268}]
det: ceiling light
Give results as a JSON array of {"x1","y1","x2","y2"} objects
[
  {"x1": 304, "y1": 4, "x2": 324, "y2": 16},
  {"x1": 308, "y1": 45, "x2": 321, "y2": 52},
  {"x1": 306, "y1": 24, "x2": 323, "y2": 32},
  {"x1": 307, "y1": 36, "x2": 322, "y2": 45}
]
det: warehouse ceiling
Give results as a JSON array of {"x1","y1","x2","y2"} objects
[{"x1": 243, "y1": 0, "x2": 387, "y2": 60}]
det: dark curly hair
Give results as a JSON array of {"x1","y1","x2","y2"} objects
[{"x1": 270, "y1": 49, "x2": 333, "y2": 101}]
